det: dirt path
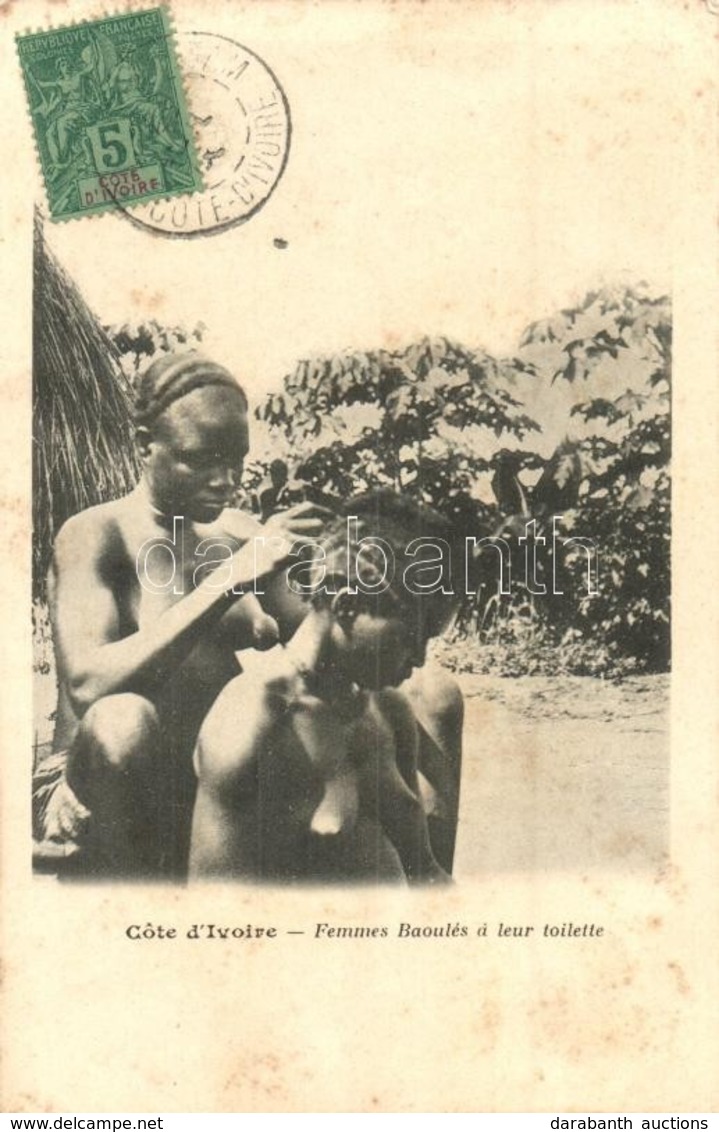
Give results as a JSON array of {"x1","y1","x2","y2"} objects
[{"x1": 454, "y1": 674, "x2": 670, "y2": 877}]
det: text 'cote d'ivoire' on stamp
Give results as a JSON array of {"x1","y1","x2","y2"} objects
[{"x1": 17, "y1": 7, "x2": 203, "y2": 221}]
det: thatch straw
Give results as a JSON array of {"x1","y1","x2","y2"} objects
[{"x1": 33, "y1": 211, "x2": 139, "y2": 600}]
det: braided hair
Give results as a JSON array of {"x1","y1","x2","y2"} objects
[
  {"x1": 134, "y1": 351, "x2": 248, "y2": 431},
  {"x1": 307, "y1": 489, "x2": 467, "y2": 615}
]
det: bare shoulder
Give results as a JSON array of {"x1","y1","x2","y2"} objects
[
  {"x1": 52, "y1": 498, "x2": 127, "y2": 570},
  {"x1": 374, "y1": 687, "x2": 417, "y2": 732},
  {"x1": 195, "y1": 649, "x2": 296, "y2": 781},
  {"x1": 403, "y1": 662, "x2": 463, "y2": 718}
]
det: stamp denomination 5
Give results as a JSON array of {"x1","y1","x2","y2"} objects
[{"x1": 17, "y1": 7, "x2": 203, "y2": 221}]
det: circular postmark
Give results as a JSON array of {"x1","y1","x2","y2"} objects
[{"x1": 124, "y1": 32, "x2": 290, "y2": 238}]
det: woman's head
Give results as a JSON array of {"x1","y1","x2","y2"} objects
[
  {"x1": 308, "y1": 491, "x2": 466, "y2": 688},
  {"x1": 135, "y1": 352, "x2": 249, "y2": 522}
]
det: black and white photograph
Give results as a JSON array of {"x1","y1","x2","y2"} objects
[{"x1": 31, "y1": 217, "x2": 672, "y2": 885}]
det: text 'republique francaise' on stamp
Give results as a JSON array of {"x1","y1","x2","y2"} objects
[
  {"x1": 16, "y1": 7, "x2": 204, "y2": 222},
  {"x1": 123, "y1": 32, "x2": 291, "y2": 238}
]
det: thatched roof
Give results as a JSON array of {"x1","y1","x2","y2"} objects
[{"x1": 33, "y1": 212, "x2": 139, "y2": 600}]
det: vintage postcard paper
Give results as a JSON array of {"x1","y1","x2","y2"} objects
[{"x1": 1, "y1": 0, "x2": 718, "y2": 1114}]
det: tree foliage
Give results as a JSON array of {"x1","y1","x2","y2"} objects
[
  {"x1": 259, "y1": 337, "x2": 541, "y2": 530},
  {"x1": 558, "y1": 289, "x2": 671, "y2": 670},
  {"x1": 257, "y1": 286, "x2": 671, "y2": 674},
  {"x1": 107, "y1": 318, "x2": 207, "y2": 386}
]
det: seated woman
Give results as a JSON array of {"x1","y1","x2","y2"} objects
[
  {"x1": 189, "y1": 491, "x2": 466, "y2": 884},
  {"x1": 34, "y1": 350, "x2": 329, "y2": 879},
  {"x1": 337, "y1": 492, "x2": 464, "y2": 875}
]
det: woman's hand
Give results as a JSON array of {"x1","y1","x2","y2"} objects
[{"x1": 264, "y1": 501, "x2": 334, "y2": 543}]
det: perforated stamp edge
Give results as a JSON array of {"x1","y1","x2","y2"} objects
[{"x1": 15, "y1": 4, "x2": 206, "y2": 224}]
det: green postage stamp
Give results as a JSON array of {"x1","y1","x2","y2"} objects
[{"x1": 16, "y1": 8, "x2": 203, "y2": 221}]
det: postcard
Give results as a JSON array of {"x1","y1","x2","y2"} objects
[{"x1": 1, "y1": 0, "x2": 717, "y2": 1114}]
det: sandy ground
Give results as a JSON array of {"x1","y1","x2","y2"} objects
[{"x1": 454, "y1": 673, "x2": 670, "y2": 877}]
